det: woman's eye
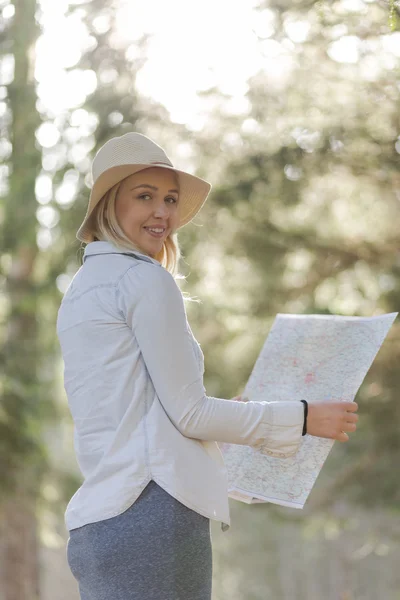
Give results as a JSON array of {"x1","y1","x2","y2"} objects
[{"x1": 138, "y1": 194, "x2": 177, "y2": 204}]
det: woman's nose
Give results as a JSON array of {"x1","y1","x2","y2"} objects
[{"x1": 154, "y1": 203, "x2": 170, "y2": 217}]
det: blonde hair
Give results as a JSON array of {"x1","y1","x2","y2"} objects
[{"x1": 82, "y1": 174, "x2": 200, "y2": 303}]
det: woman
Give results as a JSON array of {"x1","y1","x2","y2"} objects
[{"x1": 56, "y1": 132, "x2": 359, "y2": 600}]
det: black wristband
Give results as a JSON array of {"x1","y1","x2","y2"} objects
[{"x1": 300, "y1": 399, "x2": 308, "y2": 436}]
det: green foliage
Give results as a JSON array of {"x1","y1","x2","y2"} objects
[
  {"x1": 388, "y1": 0, "x2": 399, "y2": 30},
  {"x1": 182, "y1": 0, "x2": 400, "y2": 510}
]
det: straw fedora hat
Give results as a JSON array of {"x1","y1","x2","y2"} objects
[{"x1": 76, "y1": 132, "x2": 212, "y2": 243}]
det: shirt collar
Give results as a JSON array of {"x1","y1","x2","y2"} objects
[{"x1": 83, "y1": 241, "x2": 162, "y2": 267}]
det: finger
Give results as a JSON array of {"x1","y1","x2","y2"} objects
[
  {"x1": 343, "y1": 422, "x2": 357, "y2": 432},
  {"x1": 346, "y1": 413, "x2": 359, "y2": 423},
  {"x1": 336, "y1": 431, "x2": 350, "y2": 442},
  {"x1": 232, "y1": 395, "x2": 249, "y2": 402},
  {"x1": 344, "y1": 401, "x2": 358, "y2": 412}
]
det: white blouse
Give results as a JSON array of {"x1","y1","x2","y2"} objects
[{"x1": 56, "y1": 240, "x2": 304, "y2": 533}]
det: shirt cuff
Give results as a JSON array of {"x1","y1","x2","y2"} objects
[{"x1": 255, "y1": 401, "x2": 304, "y2": 459}]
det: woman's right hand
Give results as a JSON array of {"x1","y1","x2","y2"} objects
[{"x1": 307, "y1": 401, "x2": 359, "y2": 442}]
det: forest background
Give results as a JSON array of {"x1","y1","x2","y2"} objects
[{"x1": 1, "y1": 0, "x2": 400, "y2": 598}]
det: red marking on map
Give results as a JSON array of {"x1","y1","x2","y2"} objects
[{"x1": 305, "y1": 372, "x2": 315, "y2": 384}]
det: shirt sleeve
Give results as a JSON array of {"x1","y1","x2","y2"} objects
[{"x1": 116, "y1": 262, "x2": 304, "y2": 459}]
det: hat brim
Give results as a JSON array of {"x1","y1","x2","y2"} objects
[{"x1": 76, "y1": 164, "x2": 212, "y2": 243}]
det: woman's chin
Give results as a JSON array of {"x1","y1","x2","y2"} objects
[{"x1": 125, "y1": 231, "x2": 165, "y2": 257}]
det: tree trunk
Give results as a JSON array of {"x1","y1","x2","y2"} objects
[
  {"x1": 0, "y1": 481, "x2": 40, "y2": 600},
  {"x1": 1, "y1": 0, "x2": 43, "y2": 598}
]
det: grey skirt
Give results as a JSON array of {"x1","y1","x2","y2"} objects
[{"x1": 66, "y1": 480, "x2": 213, "y2": 600}]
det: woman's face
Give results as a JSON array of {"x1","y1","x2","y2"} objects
[{"x1": 115, "y1": 167, "x2": 180, "y2": 257}]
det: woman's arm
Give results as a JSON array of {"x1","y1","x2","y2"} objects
[
  {"x1": 117, "y1": 264, "x2": 357, "y2": 458},
  {"x1": 230, "y1": 395, "x2": 358, "y2": 444}
]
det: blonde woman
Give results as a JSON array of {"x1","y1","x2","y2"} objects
[{"x1": 56, "y1": 132, "x2": 359, "y2": 600}]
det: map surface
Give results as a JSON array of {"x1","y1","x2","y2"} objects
[{"x1": 220, "y1": 313, "x2": 398, "y2": 508}]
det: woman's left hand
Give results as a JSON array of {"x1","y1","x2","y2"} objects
[{"x1": 231, "y1": 395, "x2": 249, "y2": 402}]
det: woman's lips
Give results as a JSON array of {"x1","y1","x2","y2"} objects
[{"x1": 144, "y1": 228, "x2": 165, "y2": 238}]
